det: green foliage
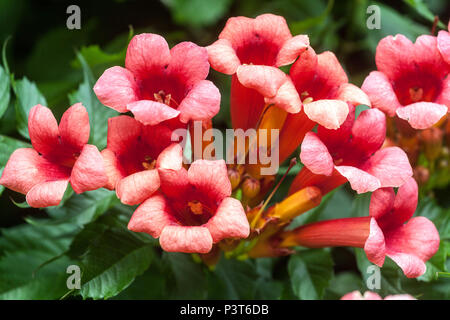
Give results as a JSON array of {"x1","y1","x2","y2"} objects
[
  {"x1": 288, "y1": 249, "x2": 334, "y2": 299},
  {"x1": 13, "y1": 77, "x2": 47, "y2": 139},
  {"x1": 0, "y1": 65, "x2": 10, "y2": 119},
  {"x1": 163, "y1": 0, "x2": 233, "y2": 28}
]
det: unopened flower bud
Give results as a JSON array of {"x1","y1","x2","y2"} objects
[
  {"x1": 242, "y1": 177, "x2": 260, "y2": 199},
  {"x1": 228, "y1": 168, "x2": 241, "y2": 190}
]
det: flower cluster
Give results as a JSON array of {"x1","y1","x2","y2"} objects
[{"x1": 1, "y1": 13, "x2": 446, "y2": 279}]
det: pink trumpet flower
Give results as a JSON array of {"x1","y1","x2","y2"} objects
[
  {"x1": 0, "y1": 104, "x2": 107, "y2": 207},
  {"x1": 281, "y1": 177, "x2": 440, "y2": 278},
  {"x1": 278, "y1": 47, "x2": 371, "y2": 163},
  {"x1": 362, "y1": 34, "x2": 449, "y2": 129},
  {"x1": 289, "y1": 107, "x2": 412, "y2": 195},
  {"x1": 341, "y1": 291, "x2": 416, "y2": 300},
  {"x1": 207, "y1": 13, "x2": 309, "y2": 130},
  {"x1": 128, "y1": 144, "x2": 250, "y2": 253},
  {"x1": 101, "y1": 115, "x2": 178, "y2": 205},
  {"x1": 94, "y1": 33, "x2": 220, "y2": 128}
]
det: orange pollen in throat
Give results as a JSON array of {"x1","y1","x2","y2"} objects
[
  {"x1": 154, "y1": 90, "x2": 178, "y2": 106},
  {"x1": 142, "y1": 156, "x2": 156, "y2": 170},
  {"x1": 188, "y1": 201, "x2": 204, "y2": 215}
]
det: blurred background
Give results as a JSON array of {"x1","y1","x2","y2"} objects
[{"x1": 0, "y1": 0, "x2": 449, "y2": 300}]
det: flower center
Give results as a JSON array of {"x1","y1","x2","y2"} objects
[
  {"x1": 142, "y1": 156, "x2": 156, "y2": 170},
  {"x1": 301, "y1": 91, "x2": 313, "y2": 104},
  {"x1": 409, "y1": 87, "x2": 423, "y2": 103},
  {"x1": 153, "y1": 90, "x2": 180, "y2": 108}
]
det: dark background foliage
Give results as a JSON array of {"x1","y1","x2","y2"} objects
[{"x1": 0, "y1": 0, "x2": 449, "y2": 300}]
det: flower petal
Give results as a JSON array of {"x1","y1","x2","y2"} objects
[
  {"x1": 101, "y1": 149, "x2": 123, "y2": 190},
  {"x1": 314, "y1": 51, "x2": 348, "y2": 90},
  {"x1": 396, "y1": 102, "x2": 448, "y2": 129},
  {"x1": 158, "y1": 167, "x2": 190, "y2": 199},
  {"x1": 341, "y1": 291, "x2": 382, "y2": 300},
  {"x1": 106, "y1": 115, "x2": 142, "y2": 155},
  {"x1": 264, "y1": 77, "x2": 302, "y2": 113},
  {"x1": 168, "y1": 42, "x2": 210, "y2": 87},
  {"x1": 93, "y1": 66, "x2": 139, "y2": 113},
  {"x1": 276, "y1": 35, "x2": 309, "y2": 66},
  {"x1": 385, "y1": 217, "x2": 440, "y2": 278},
  {"x1": 363, "y1": 147, "x2": 412, "y2": 188},
  {"x1": 59, "y1": 103, "x2": 89, "y2": 151},
  {"x1": 303, "y1": 99, "x2": 349, "y2": 129},
  {"x1": 159, "y1": 225, "x2": 213, "y2": 253},
  {"x1": 0, "y1": 148, "x2": 70, "y2": 195},
  {"x1": 206, "y1": 197, "x2": 250, "y2": 242},
  {"x1": 437, "y1": 30, "x2": 450, "y2": 65},
  {"x1": 375, "y1": 34, "x2": 415, "y2": 80},
  {"x1": 414, "y1": 35, "x2": 449, "y2": 78},
  {"x1": 336, "y1": 83, "x2": 371, "y2": 107},
  {"x1": 26, "y1": 180, "x2": 69, "y2": 208},
  {"x1": 178, "y1": 80, "x2": 220, "y2": 123},
  {"x1": 70, "y1": 145, "x2": 107, "y2": 194},
  {"x1": 254, "y1": 14, "x2": 292, "y2": 46},
  {"x1": 300, "y1": 132, "x2": 334, "y2": 176},
  {"x1": 127, "y1": 100, "x2": 180, "y2": 126},
  {"x1": 116, "y1": 169, "x2": 160, "y2": 205},
  {"x1": 369, "y1": 187, "x2": 395, "y2": 220},
  {"x1": 156, "y1": 143, "x2": 183, "y2": 171},
  {"x1": 206, "y1": 39, "x2": 240, "y2": 75},
  {"x1": 335, "y1": 165, "x2": 381, "y2": 194},
  {"x1": 125, "y1": 33, "x2": 170, "y2": 79},
  {"x1": 436, "y1": 76, "x2": 450, "y2": 106},
  {"x1": 188, "y1": 159, "x2": 231, "y2": 202},
  {"x1": 28, "y1": 104, "x2": 59, "y2": 156},
  {"x1": 128, "y1": 193, "x2": 175, "y2": 238},
  {"x1": 384, "y1": 294, "x2": 416, "y2": 300},
  {"x1": 361, "y1": 71, "x2": 401, "y2": 116},
  {"x1": 391, "y1": 176, "x2": 418, "y2": 225},
  {"x1": 364, "y1": 218, "x2": 386, "y2": 267},
  {"x1": 236, "y1": 65, "x2": 287, "y2": 97},
  {"x1": 351, "y1": 108, "x2": 386, "y2": 157}
]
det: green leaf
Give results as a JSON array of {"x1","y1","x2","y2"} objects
[
  {"x1": 403, "y1": 0, "x2": 446, "y2": 29},
  {"x1": 71, "y1": 45, "x2": 125, "y2": 71},
  {"x1": 162, "y1": 0, "x2": 233, "y2": 28},
  {"x1": 419, "y1": 241, "x2": 449, "y2": 282},
  {"x1": 78, "y1": 228, "x2": 154, "y2": 299},
  {"x1": 415, "y1": 197, "x2": 450, "y2": 240},
  {"x1": 69, "y1": 52, "x2": 118, "y2": 149},
  {"x1": 39, "y1": 188, "x2": 119, "y2": 227},
  {"x1": 63, "y1": 212, "x2": 154, "y2": 300},
  {"x1": 0, "y1": 222, "x2": 78, "y2": 299},
  {"x1": 354, "y1": 248, "x2": 405, "y2": 296},
  {"x1": 209, "y1": 257, "x2": 258, "y2": 299},
  {"x1": 164, "y1": 252, "x2": 208, "y2": 299},
  {"x1": 0, "y1": 64, "x2": 10, "y2": 119},
  {"x1": 13, "y1": 77, "x2": 47, "y2": 139},
  {"x1": 324, "y1": 272, "x2": 364, "y2": 300},
  {"x1": 365, "y1": 3, "x2": 430, "y2": 52},
  {"x1": 288, "y1": 249, "x2": 334, "y2": 300}
]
